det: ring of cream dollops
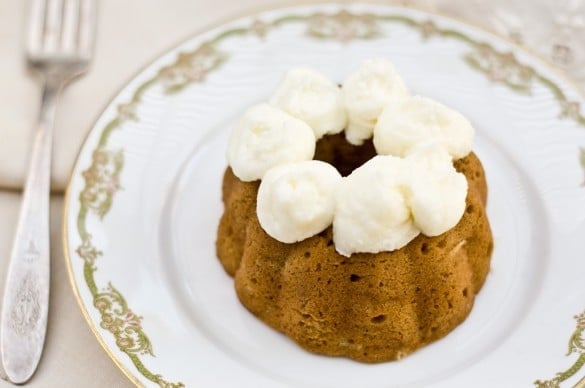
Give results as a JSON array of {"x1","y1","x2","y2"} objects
[{"x1": 226, "y1": 58, "x2": 475, "y2": 257}]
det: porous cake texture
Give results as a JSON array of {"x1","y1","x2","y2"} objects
[{"x1": 216, "y1": 134, "x2": 493, "y2": 362}]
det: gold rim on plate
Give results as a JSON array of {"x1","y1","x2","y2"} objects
[{"x1": 62, "y1": 3, "x2": 585, "y2": 387}]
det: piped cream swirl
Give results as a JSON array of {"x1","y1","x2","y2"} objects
[
  {"x1": 227, "y1": 103, "x2": 315, "y2": 182},
  {"x1": 342, "y1": 58, "x2": 409, "y2": 145},
  {"x1": 270, "y1": 67, "x2": 346, "y2": 139},
  {"x1": 226, "y1": 60, "x2": 475, "y2": 255},
  {"x1": 257, "y1": 161, "x2": 342, "y2": 243}
]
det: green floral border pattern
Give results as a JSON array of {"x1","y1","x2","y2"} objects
[
  {"x1": 535, "y1": 312, "x2": 585, "y2": 387},
  {"x1": 72, "y1": 9, "x2": 585, "y2": 387}
]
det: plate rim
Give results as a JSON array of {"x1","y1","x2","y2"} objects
[{"x1": 62, "y1": 2, "x2": 585, "y2": 387}]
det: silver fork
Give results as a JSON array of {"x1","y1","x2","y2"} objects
[{"x1": 0, "y1": 0, "x2": 95, "y2": 383}]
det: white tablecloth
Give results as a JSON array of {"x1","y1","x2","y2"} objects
[{"x1": 0, "y1": 0, "x2": 583, "y2": 386}]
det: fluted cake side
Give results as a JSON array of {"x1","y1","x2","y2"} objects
[{"x1": 216, "y1": 135, "x2": 493, "y2": 363}]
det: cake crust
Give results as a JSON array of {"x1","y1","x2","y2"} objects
[{"x1": 216, "y1": 134, "x2": 493, "y2": 363}]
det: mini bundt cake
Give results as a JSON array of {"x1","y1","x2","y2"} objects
[
  {"x1": 217, "y1": 134, "x2": 492, "y2": 363},
  {"x1": 215, "y1": 59, "x2": 493, "y2": 362}
]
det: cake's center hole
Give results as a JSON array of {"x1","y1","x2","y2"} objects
[{"x1": 313, "y1": 133, "x2": 377, "y2": 176}]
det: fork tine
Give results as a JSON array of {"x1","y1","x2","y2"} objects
[
  {"x1": 26, "y1": 0, "x2": 47, "y2": 55},
  {"x1": 43, "y1": 0, "x2": 64, "y2": 51},
  {"x1": 77, "y1": 0, "x2": 95, "y2": 57},
  {"x1": 60, "y1": 0, "x2": 79, "y2": 52}
]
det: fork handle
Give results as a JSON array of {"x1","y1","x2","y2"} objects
[{"x1": 0, "y1": 78, "x2": 60, "y2": 384}]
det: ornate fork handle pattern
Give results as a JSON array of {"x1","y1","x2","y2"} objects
[
  {"x1": 0, "y1": 0, "x2": 95, "y2": 383},
  {"x1": 0, "y1": 74, "x2": 61, "y2": 385}
]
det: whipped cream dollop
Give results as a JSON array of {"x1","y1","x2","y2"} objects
[
  {"x1": 226, "y1": 59, "x2": 475, "y2": 255},
  {"x1": 270, "y1": 67, "x2": 347, "y2": 139},
  {"x1": 342, "y1": 58, "x2": 409, "y2": 145},
  {"x1": 227, "y1": 103, "x2": 316, "y2": 181},
  {"x1": 333, "y1": 144, "x2": 468, "y2": 257},
  {"x1": 373, "y1": 95, "x2": 474, "y2": 160},
  {"x1": 257, "y1": 160, "x2": 342, "y2": 243},
  {"x1": 406, "y1": 144, "x2": 468, "y2": 237},
  {"x1": 333, "y1": 156, "x2": 420, "y2": 257}
]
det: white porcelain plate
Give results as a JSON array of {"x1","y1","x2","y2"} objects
[{"x1": 64, "y1": 4, "x2": 585, "y2": 387}]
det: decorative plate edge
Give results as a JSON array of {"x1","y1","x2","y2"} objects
[
  {"x1": 534, "y1": 312, "x2": 585, "y2": 388},
  {"x1": 68, "y1": 8, "x2": 585, "y2": 387}
]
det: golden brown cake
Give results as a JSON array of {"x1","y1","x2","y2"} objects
[{"x1": 216, "y1": 133, "x2": 493, "y2": 363}]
